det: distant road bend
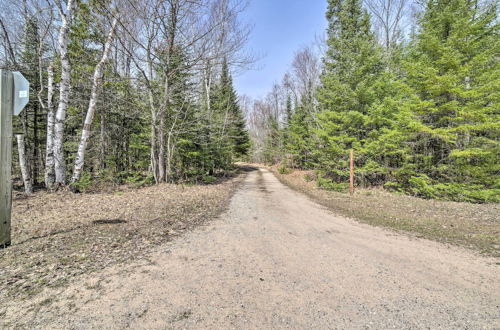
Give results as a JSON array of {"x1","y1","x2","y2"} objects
[{"x1": 20, "y1": 167, "x2": 500, "y2": 328}]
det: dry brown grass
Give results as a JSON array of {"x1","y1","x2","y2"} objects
[
  {"x1": 0, "y1": 173, "x2": 246, "y2": 301},
  {"x1": 270, "y1": 166, "x2": 499, "y2": 257}
]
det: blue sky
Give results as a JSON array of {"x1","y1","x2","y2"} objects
[{"x1": 234, "y1": 0, "x2": 328, "y2": 99}]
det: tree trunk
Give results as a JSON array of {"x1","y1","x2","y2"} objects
[
  {"x1": 158, "y1": 109, "x2": 166, "y2": 182},
  {"x1": 44, "y1": 64, "x2": 55, "y2": 189},
  {"x1": 16, "y1": 134, "x2": 33, "y2": 194},
  {"x1": 71, "y1": 18, "x2": 118, "y2": 183},
  {"x1": 53, "y1": 0, "x2": 75, "y2": 186},
  {"x1": 157, "y1": 1, "x2": 178, "y2": 183},
  {"x1": 150, "y1": 106, "x2": 158, "y2": 183},
  {"x1": 32, "y1": 93, "x2": 39, "y2": 185},
  {"x1": 157, "y1": 56, "x2": 171, "y2": 183},
  {"x1": 99, "y1": 105, "x2": 106, "y2": 170},
  {"x1": 146, "y1": 53, "x2": 159, "y2": 183}
]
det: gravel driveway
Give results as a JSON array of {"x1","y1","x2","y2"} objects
[{"x1": 4, "y1": 167, "x2": 499, "y2": 329}]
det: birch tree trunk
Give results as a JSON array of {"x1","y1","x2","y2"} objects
[
  {"x1": 44, "y1": 64, "x2": 55, "y2": 188},
  {"x1": 71, "y1": 18, "x2": 118, "y2": 183},
  {"x1": 53, "y1": 0, "x2": 75, "y2": 186},
  {"x1": 16, "y1": 134, "x2": 33, "y2": 194}
]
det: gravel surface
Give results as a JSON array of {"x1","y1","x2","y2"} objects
[
  {"x1": 271, "y1": 167, "x2": 500, "y2": 257},
  {"x1": 2, "y1": 167, "x2": 499, "y2": 329}
]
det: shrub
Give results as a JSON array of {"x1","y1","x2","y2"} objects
[
  {"x1": 202, "y1": 175, "x2": 217, "y2": 184},
  {"x1": 278, "y1": 162, "x2": 291, "y2": 174},
  {"x1": 69, "y1": 172, "x2": 94, "y2": 193},
  {"x1": 317, "y1": 176, "x2": 349, "y2": 192},
  {"x1": 123, "y1": 172, "x2": 155, "y2": 188},
  {"x1": 407, "y1": 174, "x2": 436, "y2": 199},
  {"x1": 304, "y1": 172, "x2": 316, "y2": 182}
]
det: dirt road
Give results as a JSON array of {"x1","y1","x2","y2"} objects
[{"x1": 6, "y1": 167, "x2": 500, "y2": 329}]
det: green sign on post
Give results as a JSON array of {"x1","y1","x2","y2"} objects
[{"x1": 0, "y1": 69, "x2": 29, "y2": 248}]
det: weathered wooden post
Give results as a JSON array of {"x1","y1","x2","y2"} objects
[
  {"x1": 0, "y1": 70, "x2": 14, "y2": 248},
  {"x1": 349, "y1": 149, "x2": 354, "y2": 196},
  {"x1": 0, "y1": 70, "x2": 29, "y2": 248}
]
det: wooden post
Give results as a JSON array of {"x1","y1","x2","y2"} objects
[
  {"x1": 349, "y1": 149, "x2": 354, "y2": 196},
  {"x1": 0, "y1": 70, "x2": 13, "y2": 248}
]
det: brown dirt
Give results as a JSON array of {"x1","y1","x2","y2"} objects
[
  {"x1": 0, "y1": 172, "x2": 245, "y2": 302},
  {"x1": 270, "y1": 166, "x2": 500, "y2": 257},
  {"x1": 1, "y1": 167, "x2": 499, "y2": 329}
]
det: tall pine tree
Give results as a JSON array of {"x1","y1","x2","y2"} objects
[
  {"x1": 211, "y1": 60, "x2": 250, "y2": 165},
  {"x1": 400, "y1": 0, "x2": 500, "y2": 202},
  {"x1": 315, "y1": 0, "x2": 386, "y2": 186}
]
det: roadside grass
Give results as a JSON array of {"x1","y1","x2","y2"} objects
[
  {"x1": 270, "y1": 166, "x2": 499, "y2": 257},
  {"x1": 0, "y1": 169, "x2": 248, "y2": 303}
]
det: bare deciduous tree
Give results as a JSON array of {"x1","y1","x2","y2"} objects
[
  {"x1": 71, "y1": 17, "x2": 119, "y2": 183},
  {"x1": 364, "y1": 0, "x2": 413, "y2": 52}
]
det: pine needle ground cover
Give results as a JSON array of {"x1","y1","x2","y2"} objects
[
  {"x1": 0, "y1": 171, "x2": 246, "y2": 304},
  {"x1": 271, "y1": 166, "x2": 499, "y2": 257}
]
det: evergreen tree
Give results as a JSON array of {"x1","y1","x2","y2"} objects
[
  {"x1": 165, "y1": 47, "x2": 200, "y2": 180},
  {"x1": 315, "y1": 0, "x2": 386, "y2": 185},
  {"x1": 285, "y1": 94, "x2": 293, "y2": 126},
  {"x1": 211, "y1": 60, "x2": 250, "y2": 163},
  {"x1": 17, "y1": 16, "x2": 45, "y2": 185},
  {"x1": 285, "y1": 104, "x2": 314, "y2": 168},
  {"x1": 262, "y1": 114, "x2": 281, "y2": 164},
  {"x1": 399, "y1": 0, "x2": 500, "y2": 202}
]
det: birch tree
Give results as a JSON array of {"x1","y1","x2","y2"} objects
[
  {"x1": 44, "y1": 64, "x2": 55, "y2": 188},
  {"x1": 71, "y1": 17, "x2": 118, "y2": 183},
  {"x1": 53, "y1": 0, "x2": 75, "y2": 186},
  {"x1": 16, "y1": 134, "x2": 33, "y2": 194}
]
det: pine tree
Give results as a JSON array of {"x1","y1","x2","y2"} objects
[
  {"x1": 211, "y1": 60, "x2": 250, "y2": 164},
  {"x1": 165, "y1": 47, "x2": 200, "y2": 180},
  {"x1": 285, "y1": 94, "x2": 293, "y2": 126},
  {"x1": 262, "y1": 114, "x2": 281, "y2": 164},
  {"x1": 401, "y1": 0, "x2": 500, "y2": 202},
  {"x1": 17, "y1": 16, "x2": 44, "y2": 185},
  {"x1": 315, "y1": 0, "x2": 386, "y2": 185},
  {"x1": 285, "y1": 104, "x2": 314, "y2": 168}
]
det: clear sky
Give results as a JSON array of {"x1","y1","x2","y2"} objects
[{"x1": 234, "y1": 0, "x2": 328, "y2": 99}]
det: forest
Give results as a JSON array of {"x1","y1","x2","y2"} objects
[
  {"x1": 0, "y1": 0, "x2": 499, "y2": 203},
  {"x1": 248, "y1": 0, "x2": 499, "y2": 203},
  {"x1": 0, "y1": 0, "x2": 251, "y2": 192}
]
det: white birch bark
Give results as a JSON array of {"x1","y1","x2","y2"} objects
[
  {"x1": 53, "y1": 0, "x2": 75, "y2": 186},
  {"x1": 16, "y1": 134, "x2": 33, "y2": 194},
  {"x1": 44, "y1": 64, "x2": 56, "y2": 188},
  {"x1": 71, "y1": 18, "x2": 118, "y2": 183}
]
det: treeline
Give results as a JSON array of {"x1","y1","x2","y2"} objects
[
  {"x1": 249, "y1": 0, "x2": 499, "y2": 203},
  {"x1": 0, "y1": 0, "x2": 251, "y2": 192}
]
